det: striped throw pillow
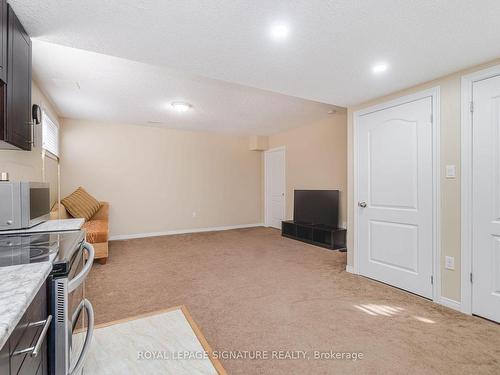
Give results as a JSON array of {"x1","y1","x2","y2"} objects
[{"x1": 61, "y1": 187, "x2": 101, "y2": 221}]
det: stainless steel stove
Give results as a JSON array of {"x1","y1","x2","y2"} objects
[
  {"x1": 0, "y1": 231, "x2": 83, "y2": 268},
  {"x1": 0, "y1": 230, "x2": 95, "y2": 375},
  {"x1": 0, "y1": 232, "x2": 60, "y2": 267}
]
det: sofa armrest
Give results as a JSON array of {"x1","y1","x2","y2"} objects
[
  {"x1": 92, "y1": 202, "x2": 109, "y2": 221},
  {"x1": 50, "y1": 202, "x2": 72, "y2": 220}
]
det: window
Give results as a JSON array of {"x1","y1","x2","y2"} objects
[{"x1": 42, "y1": 110, "x2": 59, "y2": 157}]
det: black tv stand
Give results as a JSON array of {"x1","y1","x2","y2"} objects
[{"x1": 281, "y1": 220, "x2": 346, "y2": 251}]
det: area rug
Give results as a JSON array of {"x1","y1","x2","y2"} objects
[{"x1": 82, "y1": 305, "x2": 226, "y2": 375}]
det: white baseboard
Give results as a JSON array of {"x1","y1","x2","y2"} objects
[
  {"x1": 438, "y1": 297, "x2": 462, "y2": 312},
  {"x1": 109, "y1": 223, "x2": 265, "y2": 241},
  {"x1": 343, "y1": 266, "x2": 462, "y2": 312}
]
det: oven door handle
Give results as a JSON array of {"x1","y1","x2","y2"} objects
[
  {"x1": 68, "y1": 242, "x2": 94, "y2": 293},
  {"x1": 69, "y1": 298, "x2": 94, "y2": 375}
]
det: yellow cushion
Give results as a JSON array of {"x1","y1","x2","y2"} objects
[{"x1": 61, "y1": 187, "x2": 101, "y2": 221}]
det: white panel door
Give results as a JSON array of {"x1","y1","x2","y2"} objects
[
  {"x1": 358, "y1": 97, "x2": 434, "y2": 298},
  {"x1": 472, "y1": 75, "x2": 500, "y2": 322},
  {"x1": 265, "y1": 148, "x2": 285, "y2": 229}
]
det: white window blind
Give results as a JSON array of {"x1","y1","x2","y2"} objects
[{"x1": 42, "y1": 110, "x2": 59, "y2": 157}]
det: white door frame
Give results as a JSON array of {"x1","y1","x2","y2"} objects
[
  {"x1": 264, "y1": 146, "x2": 286, "y2": 228},
  {"x1": 353, "y1": 87, "x2": 441, "y2": 302},
  {"x1": 460, "y1": 64, "x2": 500, "y2": 315}
]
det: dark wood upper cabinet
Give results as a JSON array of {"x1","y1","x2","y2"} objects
[
  {"x1": 5, "y1": 4, "x2": 32, "y2": 150},
  {"x1": 0, "y1": 0, "x2": 7, "y2": 83},
  {"x1": 0, "y1": 2, "x2": 32, "y2": 151}
]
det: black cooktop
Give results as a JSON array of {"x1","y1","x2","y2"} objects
[{"x1": 0, "y1": 230, "x2": 84, "y2": 272}]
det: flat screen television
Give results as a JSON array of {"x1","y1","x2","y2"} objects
[{"x1": 293, "y1": 190, "x2": 339, "y2": 227}]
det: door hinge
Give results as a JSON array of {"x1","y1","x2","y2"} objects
[
  {"x1": 431, "y1": 275, "x2": 434, "y2": 285},
  {"x1": 470, "y1": 272, "x2": 473, "y2": 283},
  {"x1": 470, "y1": 101, "x2": 474, "y2": 113}
]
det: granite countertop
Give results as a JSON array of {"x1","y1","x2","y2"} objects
[
  {"x1": 0, "y1": 262, "x2": 53, "y2": 350},
  {"x1": 0, "y1": 218, "x2": 85, "y2": 235}
]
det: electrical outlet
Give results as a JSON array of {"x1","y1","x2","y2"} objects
[{"x1": 445, "y1": 256, "x2": 455, "y2": 270}]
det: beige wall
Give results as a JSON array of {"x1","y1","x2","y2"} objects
[
  {"x1": 268, "y1": 113, "x2": 348, "y2": 227},
  {"x1": 347, "y1": 58, "x2": 500, "y2": 302},
  {"x1": 0, "y1": 81, "x2": 60, "y2": 205},
  {"x1": 60, "y1": 119, "x2": 263, "y2": 237}
]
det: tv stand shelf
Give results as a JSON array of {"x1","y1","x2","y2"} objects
[{"x1": 282, "y1": 221, "x2": 346, "y2": 251}]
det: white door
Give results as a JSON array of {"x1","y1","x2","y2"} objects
[
  {"x1": 265, "y1": 148, "x2": 285, "y2": 229},
  {"x1": 471, "y1": 75, "x2": 500, "y2": 322},
  {"x1": 357, "y1": 96, "x2": 434, "y2": 298}
]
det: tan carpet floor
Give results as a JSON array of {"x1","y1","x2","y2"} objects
[{"x1": 86, "y1": 227, "x2": 500, "y2": 374}]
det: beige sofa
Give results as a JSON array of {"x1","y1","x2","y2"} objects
[{"x1": 51, "y1": 202, "x2": 109, "y2": 264}]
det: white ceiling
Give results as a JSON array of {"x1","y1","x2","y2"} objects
[
  {"x1": 12, "y1": 0, "x2": 500, "y2": 107},
  {"x1": 33, "y1": 40, "x2": 341, "y2": 135}
]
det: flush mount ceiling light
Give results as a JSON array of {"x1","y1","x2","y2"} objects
[
  {"x1": 170, "y1": 101, "x2": 192, "y2": 112},
  {"x1": 372, "y1": 62, "x2": 389, "y2": 74},
  {"x1": 270, "y1": 22, "x2": 290, "y2": 41}
]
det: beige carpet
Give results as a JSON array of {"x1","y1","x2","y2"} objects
[{"x1": 86, "y1": 227, "x2": 500, "y2": 374}]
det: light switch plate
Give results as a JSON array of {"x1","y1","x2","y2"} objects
[
  {"x1": 445, "y1": 165, "x2": 456, "y2": 179},
  {"x1": 445, "y1": 256, "x2": 455, "y2": 270}
]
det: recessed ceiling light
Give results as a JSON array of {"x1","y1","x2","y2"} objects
[
  {"x1": 372, "y1": 63, "x2": 389, "y2": 74},
  {"x1": 270, "y1": 22, "x2": 290, "y2": 41},
  {"x1": 170, "y1": 101, "x2": 192, "y2": 112}
]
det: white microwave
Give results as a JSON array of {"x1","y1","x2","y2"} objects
[{"x1": 0, "y1": 181, "x2": 51, "y2": 230}]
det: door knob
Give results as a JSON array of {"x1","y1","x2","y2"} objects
[{"x1": 358, "y1": 201, "x2": 367, "y2": 208}]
